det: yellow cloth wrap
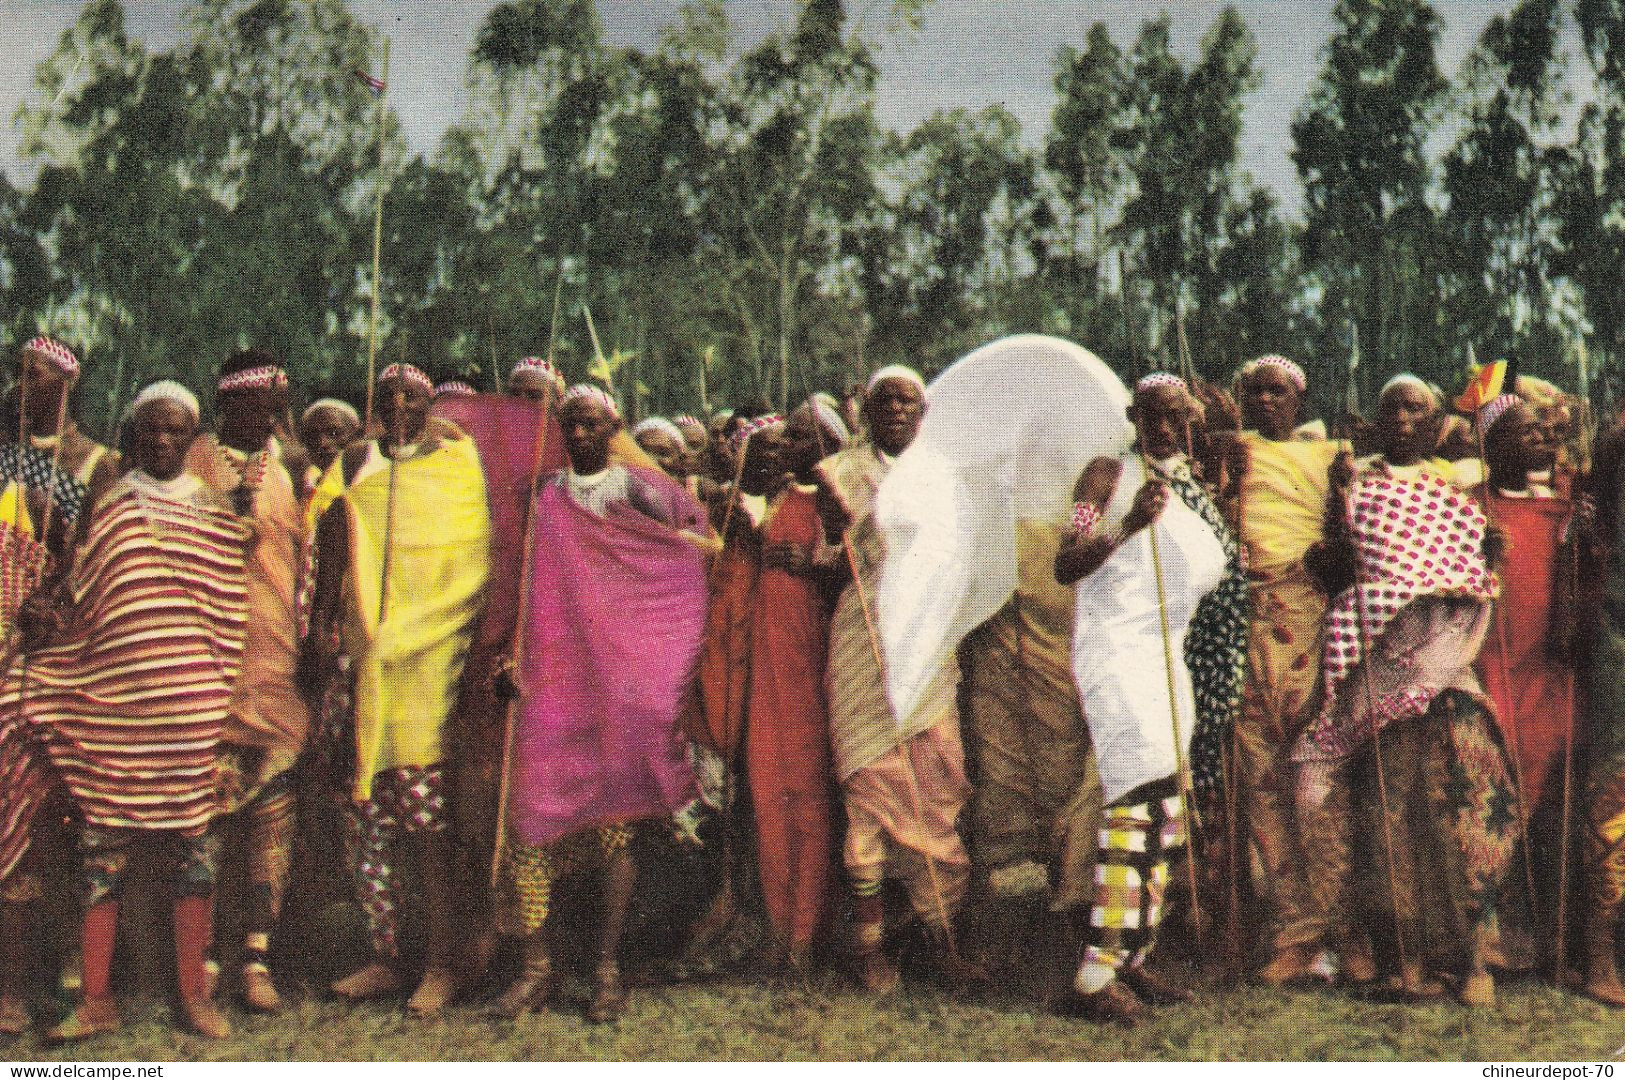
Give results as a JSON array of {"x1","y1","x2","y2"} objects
[
  {"x1": 0, "y1": 481, "x2": 35, "y2": 537},
  {"x1": 1237, "y1": 433, "x2": 1341, "y2": 576},
  {"x1": 314, "y1": 436, "x2": 491, "y2": 802}
]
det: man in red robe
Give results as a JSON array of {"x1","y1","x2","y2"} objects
[
  {"x1": 1474, "y1": 394, "x2": 1575, "y2": 950},
  {"x1": 748, "y1": 398, "x2": 848, "y2": 970}
]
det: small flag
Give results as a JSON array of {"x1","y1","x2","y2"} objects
[
  {"x1": 1455, "y1": 359, "x2": 1508, "y2": 413},
  {"x1": 355, "y1": 70, "x2": 386, "y2": 93}
]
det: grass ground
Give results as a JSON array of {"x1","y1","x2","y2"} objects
[{"x1": 9, "y1": 967, "x2": 1625, "y2": 1062}]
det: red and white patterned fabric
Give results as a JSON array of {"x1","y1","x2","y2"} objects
[
  {"x1": 1070, "y1": 500, "x2": 1102, "y2": 538},
  {"x1": 217, "y1": 366, "x2": 288, "y2": 393},
  {"x1": 434, "y1": 380, "x2": 476, "y2": 397},
  {"x1": 1321, "y1": 465, "x2": 1496, "y2": 695},
  {"x1": 377, "y1": 363, "x2": 432, "y2": 394},
  {"x1": 21, "y1": 337, "x2": 79, "y2": 378}
]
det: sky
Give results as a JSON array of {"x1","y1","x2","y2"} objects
[{"x1": 0, "y1": 1, "x2": 1539, "y2": 210}]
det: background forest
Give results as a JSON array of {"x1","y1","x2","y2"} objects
[{"x1": 0, "y1": 0, "x2": 1619, "y2": 436}]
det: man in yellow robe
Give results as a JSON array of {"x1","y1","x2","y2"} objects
[
  {"x1": 1229, "y1": 356, "x2": 1352, "y2": 983},
  {"x1": 306, "y1": 362, "x2": 490, "y2": 1015}
]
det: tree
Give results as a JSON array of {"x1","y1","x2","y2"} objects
[
  {"x1": 1440, "y1": 0, "x2": 1571, "y2": 383},
  {"x1": 1292, "y1": 0, "x2": 1447, "y2": 392},
  {"x1": 856, "y1": 106, "x2": 1036, "y2": 367}
]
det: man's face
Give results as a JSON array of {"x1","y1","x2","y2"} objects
[
  {"x1": 740, "y1": 425, "x2": 786, "y2": 494},
  {"x1": 508, "y1": 370, "x2": 555, "y2": 404},
  {"x1": 18, "y1": 349, "x2": 71, "y2": 422},
  {"x1": 560, "y1": 398, "x2": 620, "y2": 473},
  {"x1": 132, "y1": 400, "x2": 198, "y2": 481},
  {"x1": 676, "y1": 420, "x2": 708, "y2": 453},
  {"x1": 376, "y1": 377, "x2": 431, "y2": 444},
  {"x1": 636, "y1": 428, "x2": 687, "y2": 478},
  {"x1": 301, "y1": 406, "x2": 358, "y2": 472},
  {"x1": 1488, "y1": 402, "x2": 1555, "y2": 477},
  {"x1": 780, "y1": 406, "x2": 830, "y2": 477},
  {"x1": 218, "y1": 384, "x2": 288, "y2": 453},
  {"x1": 1238, "y1": 365, "x2": 1300, "y2": 438},
  {"x1": 864, "y1": 378, "x2": 925, "y2": 456},
  {"x1": 1130, "y1": 385, "x2": 1197, "y2": 460},
  {"x1": 1376, "y1": 383, "x2": 1439, "y2": 464}
]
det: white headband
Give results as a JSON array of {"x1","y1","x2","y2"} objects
[
  {"x1": 1380, "y1": 373, "x2": 1439, "y2": 406},
  {"x1": 808, "y1": 393, "x2": 851, "y2": 447},
  {"x1": 633, "y1": 417, "x2": 684, "y2": 443},
  {"x1": 302, "y1": 398, "x2": 360, "y2": 427},
  {"x1": 1135, "y1": 372, "x2": 1188, "y2": 395},
  {"x1": 129, "y1": 380, "x2": 199, "y2": 422},
  {"x1": 866, "y1": 364, "x2": 925, "y2": 394}
]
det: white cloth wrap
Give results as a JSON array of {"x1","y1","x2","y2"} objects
[
  {"x1": 874, "y1": 333, "x2": 1135, "y2": 727},
  {"x1": 1071, "y1": 455, "x2": 1226, "y2": 804}
]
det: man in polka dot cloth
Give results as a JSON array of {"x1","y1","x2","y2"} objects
[{"x1": 1294, "y1": 374, "x2": 1519, "y2": 1008}]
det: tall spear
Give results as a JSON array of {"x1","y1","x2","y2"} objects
[
  {"x1": 357, "y1": 42, "x2": 390, "y2": 431},
  {"x1": 490, "y1": 382, "x2": 557, "y2": 887}
]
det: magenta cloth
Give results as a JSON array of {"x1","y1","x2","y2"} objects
[
  {"x1": 507, "y1": 466, "x2": 706, "y2": 846},
  {"x1": 431, "y1": 394, "x2": 564, "y2": 650}
]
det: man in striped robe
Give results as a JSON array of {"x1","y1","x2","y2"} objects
[
  {"x1": 0, "y1": 336, "x2": 104, "y2": 1035},
  {"x1": 184, "y1": 348, "x2": 310, "y2": 1014},
  {"x1": 1, "y1": 382, "x2": 251, "y2": 1042},
  {"x1": 817, "y1": 366, "x2": 984, "y2": 994}
]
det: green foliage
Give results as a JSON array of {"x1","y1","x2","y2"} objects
[{"x1": 8, "y1": 0, "x2": 1625, "y2": 430}]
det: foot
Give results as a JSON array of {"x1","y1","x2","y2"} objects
[
  {"x1": 1062, "y1": 979, "x2": 1145, "y2": 1028},
  {"x1": 490, "y1": 970, "x2": 556, "y2": 1019},
  {"x1": 406, "y1": 966, "x2": 457, "y2": 1016},
  {"x1": 240, "y1": 962, "x2": 283, "y2": 1014},
  {"x1": 1583, "y1": 973, "x2": 1625, "y2": 1008},
  {"x1": 1121, "y1": 964, "x2": 1195, "y2": 1005},
  {"x1": 587, "y1": 967, "x2": 627, "y2": 1024},
  {"x1": 0, "y1": 991, "x2": 28, "y2": 1036},
  {"x1": 46, "y1": 999, "x2": 119, "y2": 1044},
  {"x1": 929, "y1": 944, "x2": 991, "y2": 990},
  {"x1": 178, "y1": 997, "x2": 231, "y2": 1040},
  {"x1": 331, "y1": 961, "x2": 403, "y2": 1001},
  {"x1": 1257, "y1": 943, "x2": 1318, "y2": 986},
  {"x1": 856, "y1": 949, "x2": 901, "y2": 996},
  {"x1": 1339, "y1": 940, "x2": 1379, "y2": 986},
  {"x1": 1459, "y1": 971, "x2": 1495, "y2": 1008},
  {"x1": 1388, "y1": 961, "x2": 1446, "y2": 1001}
]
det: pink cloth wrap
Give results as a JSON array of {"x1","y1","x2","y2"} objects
[{"x1": 506, "y1": 466, "x2": 705, "y2": 846}]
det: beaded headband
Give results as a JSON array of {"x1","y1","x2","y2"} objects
[
  {"x1": 21, "y1": 336, "x2": 79, "y2": 378},
  {"x1": 217, "y1": 365, "x2": 288, "y2": 393},
  {"x1": 377, "y1": 363, "x2": 433, "y2": 394}
]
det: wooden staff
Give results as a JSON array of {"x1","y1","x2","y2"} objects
[
  {"x1": 1476, "y1": 420, "x2": 1543, "y2": 918},
  {"x1": 361, "y1": 40, "x2": 390, "y2": 431},
  {"x1": 840, "y1": 528, "x2": 961, "y2": 954},
  {"x1": 1138, "y1": 451, "x2": 1205, "y2": 950},
  {"x1": 489, "y1": 383, "x2": 556, "y2": 888},
  {"x1": 1340, "y1": 473, "x2": 1414, "y2": 983},
  {"x1": 1555, "y1": 395, "x2": 1594, "y2": 984}
]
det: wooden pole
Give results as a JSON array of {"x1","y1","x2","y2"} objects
[
  {"x1": 362, "y1": 39, "x2": 390, "y2": 431},
  {"x1": 1138, "y1": 452, "x2": 1205, "y2": 949},
  {"x1": 490, "y1": 383, "x2": 556, "y2": 887}
]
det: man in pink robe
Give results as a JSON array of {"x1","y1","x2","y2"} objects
[{"x1": 493, "y1": 385, "x2": 707, "y2": 1024}]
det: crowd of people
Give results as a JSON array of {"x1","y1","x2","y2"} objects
[{"x1": 0, "y1": 332, "x2": 1611, "y2": 1044}]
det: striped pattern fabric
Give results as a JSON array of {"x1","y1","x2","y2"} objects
[{"x1": 0, "y1": 483, "x2": 249, "y2": 840}]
